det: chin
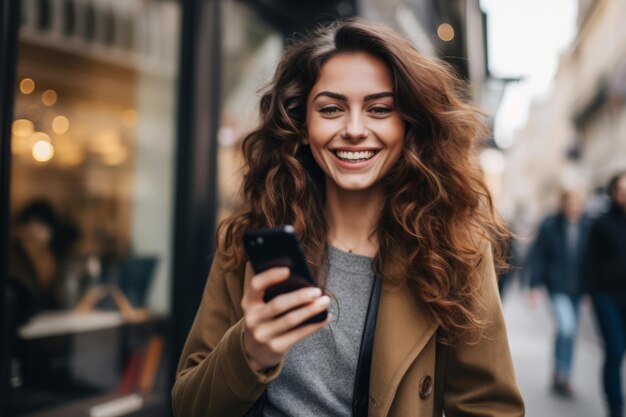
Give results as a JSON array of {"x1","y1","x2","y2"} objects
[{"x1": 334, "y1": 178, "x2": 376, "y2": 191}]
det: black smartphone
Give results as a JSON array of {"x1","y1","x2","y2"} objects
[{"x1": 243, "y1": 225, "x2": 328, "y2": 324}]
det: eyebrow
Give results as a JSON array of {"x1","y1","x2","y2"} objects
[{"x1": 313, "y1": 91, "x2": 394, "y2": 102}]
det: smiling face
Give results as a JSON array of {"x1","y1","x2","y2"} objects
[{"x1": 305, "y1": 52, "x2": 405, "y2": 193}]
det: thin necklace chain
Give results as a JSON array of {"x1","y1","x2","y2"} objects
[
  {"x1": 329, "y1": 235, "x2": 376, "y2": 255},
  {"x1": 328, "y1": 234, "x2": 359, "y2": 253}
]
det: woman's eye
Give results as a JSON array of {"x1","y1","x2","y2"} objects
[
  {"x1": 319, "y1": 106, "x2": 342, "y2": 115},
  {"x1": 369, "y1": 106, "x2": 392, "y2": 115}
]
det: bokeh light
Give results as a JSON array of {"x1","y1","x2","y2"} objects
[
  {"x1": 32, "y1": 140, "x2": 54, "y2": 162},
  {"x1": 437, "y1": 23, "x2": 455, "y2": 42},
  {"x1": 52, "y1": 115, "x2": 70, "y2": 134},
  {"x1": 19, "y1": 78, "x2": 35, "y2": 94},
  {"x1": 41, "y1": 90, "x2": 58, "y2": 106},
  {"x1": 12, "y1": 119, "x2": 34, "y2": 137}
]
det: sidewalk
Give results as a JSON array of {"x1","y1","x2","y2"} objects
[{"x1": 502, "y1": 281, "x2": 609, "y2": 417}]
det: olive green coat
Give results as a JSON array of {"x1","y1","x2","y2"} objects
[{"x1": 172, "y1": 242, "x2": 525, "y2": 416}]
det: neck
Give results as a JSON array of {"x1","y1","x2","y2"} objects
[{"x1": 325, "y1": 179, "x2": 383, "y2": 257}]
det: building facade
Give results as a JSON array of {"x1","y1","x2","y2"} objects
[{"x1": 500, "y1": 0, "x2": 626, "y2": 231}]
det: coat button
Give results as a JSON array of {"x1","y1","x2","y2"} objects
[{"x1": 419, "y1": 375, "x2": 433, "y2": 400}]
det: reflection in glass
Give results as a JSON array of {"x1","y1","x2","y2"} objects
[{"x1": 5, "y1": 1, "x2": 180, "y2": 415}]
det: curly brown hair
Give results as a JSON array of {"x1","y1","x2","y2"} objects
[{"x1": 216, "y1": 19, "x2": 509, "y2": 342}]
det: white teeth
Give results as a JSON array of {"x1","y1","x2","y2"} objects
[{"x1": 335, "y1": 150, "x2": 376, "y2": 160}]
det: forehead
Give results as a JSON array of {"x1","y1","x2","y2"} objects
[{"x1": 310, "y1": 52, "x2": 394, "y2": 95}]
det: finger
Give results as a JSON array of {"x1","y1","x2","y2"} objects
[
  {"x1": 245, "y1": 286, "x2": 322, "y2": 331},
  {"x1": 255, "y1": 287, "x2": 323, "y2": 323},
  {"x1": 268, "y1": 313, "x2": 333, "y2": 354},
  {"x1": 245, "y1": 267, "x2": 291, "y2": 304},
  {"x1": 255, "y1": 295, "x2": 330, "y2": 341}
]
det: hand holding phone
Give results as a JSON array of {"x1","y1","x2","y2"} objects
[
  {"x1": 240, "y1": 226, "x2": 331, "y2": 372},
  {"x1": 243, "y1": 225, "x2": 326, "y2": 318}
]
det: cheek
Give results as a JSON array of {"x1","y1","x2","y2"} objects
[
  {"x1": 307, "y1": 118, "x2": 341, "y2": 153},
  {"x1": 306, "y1": 129, "x2": 324, "y2": 159},
  {"x1": 384, "y1": 126, "x2": 405, "y2": 168},
  {"x1": 387, "y1": 119, "x2": 405, "y2": 153},
  {"x1": 305, "y1": 129, "x2": 328, "y2": 169},
  {"x1": 308, "y1": 115, "x2": 338, "y2": 138},
  {"x1": 308, "y1": 144, "x2": 325, "y2": 167},
  {"x1": 389, "y1": 143, "x2": 404, "y2": 166}
]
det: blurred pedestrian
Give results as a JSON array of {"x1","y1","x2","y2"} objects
[
  {"x1": 527, "y1": 187, "x2": 590, "y2": 398},
  {"x1": 587, "y1": 171, "x2": 626, "y2": 417}
]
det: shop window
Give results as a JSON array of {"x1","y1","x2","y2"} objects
[{"x1": 4, "y1": 1, "x2": 181, "y2": 416}]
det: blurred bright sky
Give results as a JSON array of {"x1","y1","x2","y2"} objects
[{"x1": 480, "y1": 0, "x2": 578, "y2": 148}]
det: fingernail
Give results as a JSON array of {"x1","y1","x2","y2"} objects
[
  {"x1": 307, "y1": 288, "x2": 322, "y2": 297},
  {"x1": 317, "y1": 295, "x2": 330, "y2": 304}
]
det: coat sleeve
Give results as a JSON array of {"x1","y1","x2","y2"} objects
[
  {"x1": 442, "y1": 242, "x2": 525, "y2": 417},
  {"x1": 171, "y1": 251, "x2": 282, "y2": 417}
]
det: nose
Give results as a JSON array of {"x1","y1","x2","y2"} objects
[{"x1": 342, "y1": 112, "x2": 368, "y2": 140}]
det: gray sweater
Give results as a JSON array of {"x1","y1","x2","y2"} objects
[{"x1": 260, "y1": 245, "x2": 375, "y2": 417}]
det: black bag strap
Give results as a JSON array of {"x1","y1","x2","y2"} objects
[{"x1": 352, "y1": 275, "x2": 382, "y2": 416}]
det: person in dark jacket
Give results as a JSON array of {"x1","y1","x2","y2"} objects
[
  {"x1": 587, "y1": 171, "x2": 626, "y2": 417},
  {"x1": 528, "y1": 187, "x2": 590, "y2": 398}
]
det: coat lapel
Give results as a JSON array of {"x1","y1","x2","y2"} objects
[{"x1": 370, "y1": 283, "x2": 438, "y2": 417}]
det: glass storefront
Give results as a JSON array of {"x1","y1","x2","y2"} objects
[
  {"x1": 217, "y1": 0, "x2": 283, "y2": 221},
  {"x1": 4, "y1": 0, "x2": 180, "y2": 415}
]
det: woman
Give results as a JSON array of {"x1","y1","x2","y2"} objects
[
  {"x1": 172, "y1": 19, "x2": 524, "y2": 417},
  {"x1": 587, "y1": 172, "x2": 626, "y2": 417}
]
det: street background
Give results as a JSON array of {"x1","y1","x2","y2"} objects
[{"x1": 505, "y1": 280, "x2": 608, "y2": 417}]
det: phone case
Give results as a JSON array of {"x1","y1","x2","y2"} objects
[{"x1": 243, "y1": 225, "x2": 328, "y2": 324}]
